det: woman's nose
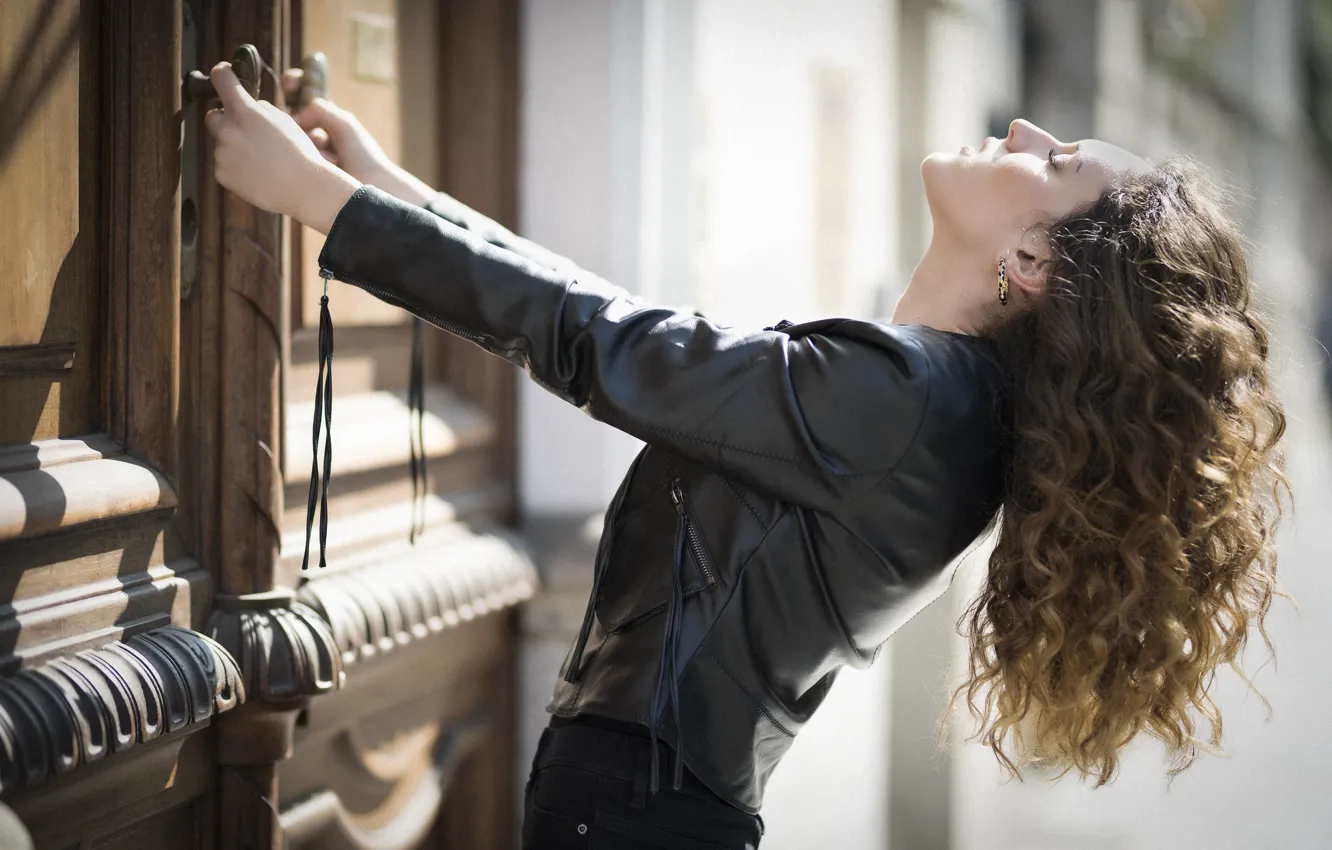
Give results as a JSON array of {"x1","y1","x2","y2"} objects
[
  {"x1": 1007, "y1": 119, "x2": 1035, "y2": 148},
  {"x1": 1007, "y1": 119, "x2": 1057, "y2": 153}
]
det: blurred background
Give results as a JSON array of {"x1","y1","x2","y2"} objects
[
  {"x1": 515, "y1": 2, "x2": 1332, "y2": 849},
  {"x1": 1, "y1": 0, "x2": 1330, "y2": 848}
]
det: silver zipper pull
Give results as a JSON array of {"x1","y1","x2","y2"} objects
[{"x1": 670, "y1": 481, "x2": 686, "y2": 516}]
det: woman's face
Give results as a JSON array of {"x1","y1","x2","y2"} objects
[{"x1": 922, "y1": 119, "x2": 1148, "y2": 249}]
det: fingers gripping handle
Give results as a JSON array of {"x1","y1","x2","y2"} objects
[
  {"x1": 295, "y1": 52, "x2": 331, "y2": 112},
  {"x1": 184, "y1": 44, "x2": 262, "y2": 103}
]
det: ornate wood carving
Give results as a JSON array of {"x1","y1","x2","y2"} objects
[
  {"x1": 207, "y1": 591, "x2": 344, "y2": 767},
  {"x1": 208, "y1": 592, "x2": 344, "y2": 704},
  {"x1": 0, "y1": 437, "x2": 176, "y2": 543},
  {"x1": 296, "y1": 529, "x2": 535, "y2": 667},
  {"x1": 0, "y1": 625, "x2": 243, "y2": 795},
  {"x1": 6, "y1": 724, "x2": 215, "y2": 849},
  {"x1": 0, "y1": 434, "x2": 210, "y2": 677},
  {"x1": 279, "y1": 716, "x2": 488, "y2": 849},
  {"x1": 277, "y1": 613, "x2": 514, "y2": 850}
]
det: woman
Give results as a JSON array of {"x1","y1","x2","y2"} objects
[{"x1": 205, "y1": 62, "x2": 1289, "y2": 848}]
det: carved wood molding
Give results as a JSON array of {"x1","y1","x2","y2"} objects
[
  {"x1": 296, "y1": 529, "x2": 536, "y2": 667},
  {"x1": 282, "y1": 384, "x2": 495, "y2": 483},
  {"x1": 0, "y1": 625, "x2": 244, "y2": 795},
  {"x1": 0, "y1": 343, "x2": 77, "y2": 378},
  {"x1": 279, "y1": 715, "x2": 489, "y2": 849},
  {"x1": 207, "y1": 592, "x2": 345, "y2": 703},
  {"x1": 205, "y1": 591, "x2": 343, "y2": 769},
  {"x1": 0, "y1": 435, "x2": 176, "y2": 543}
]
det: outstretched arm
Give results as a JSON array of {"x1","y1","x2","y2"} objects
[
  {"x1": 278, "y1": 67, "x2": 589, "y2": 280},
  {"x1": 204, "y1": 63, "x2": 930, "y2": 510}
]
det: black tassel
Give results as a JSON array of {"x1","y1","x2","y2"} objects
[
  {"x1": 408, "y1": 317, "x2": 428, "y2": 544},
  {"x1": 302, "y1": 270, "x2": 336, "y2": 570}
]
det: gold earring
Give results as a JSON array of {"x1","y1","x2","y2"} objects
[{"x1": 997, "y1": 258, "x2": 1009, "y2": 305}]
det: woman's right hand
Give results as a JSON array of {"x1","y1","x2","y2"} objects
[{"x1": 282, "y1": 69, "x2": 436, "y2": 207}]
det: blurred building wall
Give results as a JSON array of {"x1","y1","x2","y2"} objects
[
  {"x1": 948, "y1": 2, "x2": 1332, "y2": 849},
  {"x1": 511, "y1": 0, "x2": 1332, "y2": 848}
]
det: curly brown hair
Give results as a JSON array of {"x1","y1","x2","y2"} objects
[{"x1": 944, "y1": 157, "x2": 1292, "y2": 786}]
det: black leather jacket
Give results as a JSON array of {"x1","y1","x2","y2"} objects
[{"x1": 319, "y1": 185, "x2": 1010, "y2": 814}]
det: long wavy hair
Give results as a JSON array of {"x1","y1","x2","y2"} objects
[{"x1": 945, "y1": 157, "x2": 1292, "y2": 786}]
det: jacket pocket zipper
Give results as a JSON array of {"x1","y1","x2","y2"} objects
[{"x1": 670, "y1": 479, "x2": 718, "y2": 587}]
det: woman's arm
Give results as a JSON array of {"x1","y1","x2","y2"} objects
[
  {"x1": 205, "y1": 63, "x2": 930, "y2": 510},
  {"x1": 277, "y1": 68, "x2": 640, "y2": 303},
  {"x1": 318, "y1": 185, "x2": 930, "y2": 509}
]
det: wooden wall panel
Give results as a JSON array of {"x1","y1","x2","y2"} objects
[
  {"x1": 0, "y1": 0, "x2": 102, "y2": 447},
  {"x1": 436, "y1": 0, "x2": 521, "y2": 523}
]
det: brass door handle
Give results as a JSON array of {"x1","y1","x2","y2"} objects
[
  {"x1": 183, "y1": 43, "x2": 262, "y2": 102},
  {"x1": 294, "y1": 52, "x2": 331, "y2": 111}
]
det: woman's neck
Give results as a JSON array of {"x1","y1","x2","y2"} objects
[{"x1": 892, "y1": 235, "x2": 991, "y2": 335}]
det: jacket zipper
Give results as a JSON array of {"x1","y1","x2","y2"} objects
[{"x1": 670, "y1": 479, "x2": 717, "y2": 587}]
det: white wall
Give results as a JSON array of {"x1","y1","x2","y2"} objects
[
  {"x1": 518, "y1": 0, "x2": 646, "y2": 516},
  {"x1": 691, "y1": 0, "x2": 895, "y2": 326}
]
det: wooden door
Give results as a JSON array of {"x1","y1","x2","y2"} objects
[
  {"x1": 0, "y1": 1, "x2": 230, "y2": 846},
  {"x1": 0, "y1": 1, "x2": 529, "y2": 847}
]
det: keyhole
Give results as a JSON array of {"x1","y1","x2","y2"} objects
[{"x1": 181, "y1": 198, "x2": 198, "y2": 299}]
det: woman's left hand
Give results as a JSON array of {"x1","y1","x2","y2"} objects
[{"x1": 204, "y1": 62, "x2": 360, "y2": 234}]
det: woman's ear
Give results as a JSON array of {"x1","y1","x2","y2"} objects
[{"x1": 1005, "y1": 248, "x2": 1049, "y2": 298}]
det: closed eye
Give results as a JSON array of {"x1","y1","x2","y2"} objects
[{"x1": 1049, "y1": 147, "x2": 1083, "y2": 172}]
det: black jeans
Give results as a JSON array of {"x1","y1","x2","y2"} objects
[{"x1": 522, "y1": 717, "x2": 764, "y2": 849}]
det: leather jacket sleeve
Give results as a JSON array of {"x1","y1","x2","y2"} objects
[
  {"x1": 421, "y1": 192, "x2": 585, "y2": 278},
  {"x1": 319, "y1": 185, "x2": 931, "y2": 509},
  {"x1": 421, "y1": 192, "x2": 710, "y2": 319}
]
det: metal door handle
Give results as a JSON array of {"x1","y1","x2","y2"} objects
[
  {"x1": 183, "y1": 43, "x2": 262, "y2": 102},
  {"x1": 294, "y1": 52, "x2": 331, "y2": 111}
]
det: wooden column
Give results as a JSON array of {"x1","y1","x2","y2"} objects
[
  {"x1": 216, "y1": 0, "x2": 285, "y2": 596},
  {"x1": 203, "y1": 2, "x2": 342, "y2": 847}
]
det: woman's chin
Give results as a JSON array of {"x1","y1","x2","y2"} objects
[
  {"x1": 920, "y1": 151, "x2": 961, "y2": 180},
  {"x1": 920, "y1": 152, "x2": 959, "y2": 200}
]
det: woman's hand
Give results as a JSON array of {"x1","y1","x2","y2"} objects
[
  {"x1": 282, "y1": 69, "x2": 436, "y2": 208},
  {"x1": 204, "y1": 63, "x2": 360, "y2": 234}
]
